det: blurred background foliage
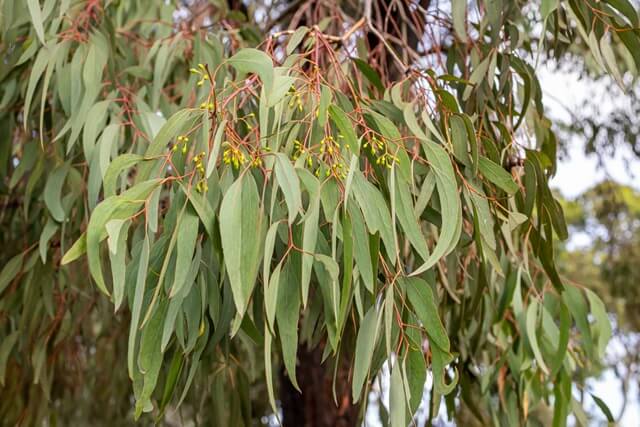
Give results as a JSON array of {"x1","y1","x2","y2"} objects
[{"x1": 558, "y1": 181, "x2": 640, "y2": 422}]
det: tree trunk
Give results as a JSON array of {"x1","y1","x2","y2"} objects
[{"x1": 279, "y1": 343, "x2": 360, "y2": 427}]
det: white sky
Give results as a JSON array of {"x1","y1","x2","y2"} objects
[{"x1": 539, "y1": 65, "x2": 640, "y2": 198}]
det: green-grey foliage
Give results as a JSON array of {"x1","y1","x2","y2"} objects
[{"x1": 1, "y1": 0, "x2": 637, "y2": 425}]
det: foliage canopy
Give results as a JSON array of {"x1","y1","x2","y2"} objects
[{"x1": 1, "y1": 0, "x2": 638, "y2": 425}]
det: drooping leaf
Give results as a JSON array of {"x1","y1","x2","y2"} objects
[
  {"x1": 219, "y1": 173, "x2": 264, "y2": 316},
  {"x1": 274, "y1": 153, "x2": 302, "y2": 224},
  {"x1": 352, "y1": 306, "x2": 380, "y2": 402},
  {"x1": 170, "y1": 207, "x2": 200, "y2": 297},
  {"x1": 44, "y1": 163, "x2": 70, "y2": 222},
  {"x1": 478, "y1": 156, "x2": 519, "y2": 195},
  {"x1": 402, "y1": 277, "x2": 450, "y2": 352}
]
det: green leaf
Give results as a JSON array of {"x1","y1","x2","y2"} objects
[
  {"x1": 526, "y1": 300, "x2": 550, "y2": 374},
  {"x1": 606, "y1": 0, "x2": 639, "y2": 26},
  {"x1": 138, "y1": 109, "x2": 197, "y2": 181},
  {"x1": 541, "y1": 0, "x2": 560, "y2": 20},
  {"x1": 87, "y1": 180, "x2": 161, "y2": 295},
  {"x1": 39, "y1": 219, "x2": 58, "y2": 263},
  {"x1": 83, "y1": 35, "x2": 108, "y2": 101},
  {"x1": 103, "y1": 154, "x2": 144, "y2": 197},
  {"x1": 478, "y1": 156, "x2": 519, "y2": 195},
  {"x1": 61, "y1": 233, "x2": 87, "y2": 265},
  {"x1": 329, "y1": 105, "x2": 360, "y2": 155},
  {"x1": 264, "y1": 326, "x2": 279, "y2": 422},
  {"x1": 219, "y1": 173, "x2": 264, "y2": 316},
  {"x1": 301, "y1": 195, "x2": 320, "y2": 307},
  {"x1": 129, "y1": 234, "x2": 150, "y2": 378},
  {"x1": 317, "y1": 85, "x2": 331, "y2": 127},
  {"x1": 27, "y1": 0, "x2": 46, "y2": 44},
  {"x1": 431, "y1": 343, "x2": 457, "y2": 394},
  {"x1": 407, "y1": 106, "x2": 462, "y2": 275},
  {"x1": 265, "y1": 261, "x2": 281, "y2": 334},
  {"x1": 590, "y1": 394, "x2": 615, "y2": 423},
  {"x1": 452, "y1": 0, "x2": 468, "y2": 42},
  {"x1": 352, "y1": 58, "x2": 385, "y2": 92},
  {"x1": 82, "y1": 100, "x2": 111, "y2": 162},
  {"x1": 180, "y1": 183, "x2": 216, "y2": 239},
  {"x1": 394, "y1": 173, "x2": 429, "y2": 261},
  {"x1": 549, "y1": 301, "x2": 570, "y2": 376},
  {"x1": 286, "y1": 26, "x2": 309, "y2": 55},
  {"x1": 276, "y1": 260, "x2": 301, "y2": 391},
  {"x1": 206, "y1": 119, "x2": 227, "y2": 178},
  {"x1": 135, "y1": 302, "x2": 167, "y2": 418},
  {"x1": 406, "y1": 346, "x2": 426, "y2": 413},
  {"x1": 170, "y1": 208, "x2": 200, "y2": 297},
  {"x1": 268, "y1": 71, "x2": 296, "y2": 107},
  {"x1": 402, "y1": 277, "x2": 449, "y2": 352},
  {"x1": 600, "y1": 35, "x2": 624, "y2": 88},
  {"x1": 24, "y1": 48, "x2": 50, "y2": 129},
  {"x1": 349, "y1": 204, "x2": 375, "y2": 293},
  {"x1": 466, "y1": 184, "x2": 497, "y2": 251},
  {"x1": 0, "y1": 331, "x2": 19, "y2": 386},
  {"x1": 563, "y1": 286, "x2": 595, "y2": 357},
  {"x1": 449, "y1": 115, "x2": 471, "y2": 167},
  {"x1": 352, "y1": 306, "x2": 380, "y2": 402},
  {"x1": 228, "y1": 48, "x2": 274, "y2": 93},
  {"x1": 44, "y1": 163, "x2": 70, "y2": 222},
  {"x1": 159, "y1": 351, "x2": 184, "y2": 414},
  {"x1": 390, "y1": 360, "x2": 407, "y2": 427},
  {"x1": 463, "y1": 53, "x2": 492, "y2": 101},
  {"x1": 98, "y1": 124, "x2": 120, "y2": 178},
  {"x1": 274, "y1": 153, "x2": 302, "y2": 224},
  {"x1": 0, "y1": 252, "x2": 24, "y2": 294},
  {"x1": 585, "y1": 289, "x2": 612, "y2": 359},
  {"x1": 352, "y1": 170, "x2": 396, "y2": 262},
  {"x1": 107, "y1": 219, "x2": 130, "y2": 312}
]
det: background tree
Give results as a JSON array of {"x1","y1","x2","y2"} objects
[
  {"x1": 1, "y1": 0, "x2": 637, "y2": 426},
  {"x1": 559, "y1": 181, "x2": 640, "y2": 422}
]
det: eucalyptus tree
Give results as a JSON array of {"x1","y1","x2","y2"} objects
[{"x1": 0, "y1": 0, "x2": 637, "y2": 425}]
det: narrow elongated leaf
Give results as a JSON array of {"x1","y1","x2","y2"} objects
[
  {"x1": 390, "y1": 360, "x2": 407, "y2": 427},
  {"x1": 452, "y1": 0, "x2": 468, "y2": 42},
  {"x1": 590, "y1": 394, "x2": 615, "y2": 423},
  {"x1": 276, "y1": 260, "x2": 301, "y2": 390},
  {"x1": 27, "y1": 0, "x2": 46, "y2": 44},
  {"x1": 0, "y1": 253, "x2": 24, "y2": 294},
  {"x1": 586, "y1": 289, "x2": 612, "y2": 359},
  {"x1": 39, "y1": 219, "x2": 58, "y2": 263},
  {"x1": 352, "y1": 306, "x2": 380, "y2": 401},
  {"x1": 526, "y1": 300, "x2": 550, "y2": 374},
  {"x1": 129, "y1": 234, "x2": 150, "y2": 378},
  {"x1": 108, "y1": 219, "x2": 130, "y2": 311},
  {"x1": 402, "y1": 277, "x2": 450, "y2": 352},
  {"x1": 0, "y1": 331, "x2": 19, "y2": 386},
  {"x1": 404, "y1": 105, "x2": 462, "y2": 275},
  {"x1": 478, "y1": 156, "x2": 519, "y2": 195},
  {"x1": 286, "y1": 26, "x2": 309, "y2": 55},
  {"x1": 44, "y1": 163, "x2": 70, "y2": 222},
  {"x1": 301, "y1": 195, "x2": 320, "y2": 307},
  {"x1": 104, "y1": 154, "x2": 144, "y2": 197},
  {"x1": 329, "y1": 105, "x2": 360, "y2": 155},
  {"x1": 274, "y1": 153, "x2": 302, "y2": 224},
  {"x1": 170, "y1": 208, "x2": 200, "y2": 297},
  {"x1": 86, "y1": 179, "x2": 161, "y2": 295},
  {"x1": 352, "y1": 170, "x2": 396, "y2": 261},
  {"x1": 394, "y1": 174, "x2": 429, "y2": 260},
  {"x1": 219, "y1": 174, "x2": 263, "y2": 316}
]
